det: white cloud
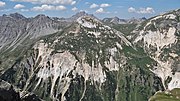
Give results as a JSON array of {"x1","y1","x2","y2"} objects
[
  {"x1": 14, "y1": 4, "x2": 25, "y2": 9},
  {"x1": 128, "y1": 7, "x2": 155, "y2": 14},
  {"x1": 138, "y1": 7, "x2": 155, "y2": 14},
  {"x1": 128, "y1": 7, "x2": 136, "y2": 13},
  {"x1": 32, "y1": 5, "x2": 54, "y2": 11},
  {"x1": 96, "y1": 8, "x2": 104, "y2": 13},
  {"x1": 56, "y1": 5, "x2": 66, "y2": 10},
  {"x1": 32, "y1": 4, "x2": 66, "y2": 11},
  {"x1": 72, "y1": 7, "x2": 78, "y2": 11},
  {"x1": 95, "y1": 8, "x2": 110, "y2": 14},
  {"x1": 71, "y1": 1, "x2": 76, "y2": 5},
  {"x1": 11, "y1": 0, "x2": 76, "y2": 5},
  {"x1": 90, "y1": 3, "x2": 98, "y2": 9},
  {"x1": 0, "y1": 1, "x2": 5, "y2": 7},
  {"x1": 100, "y1": 3, "x2": 111, "y2": 8}
]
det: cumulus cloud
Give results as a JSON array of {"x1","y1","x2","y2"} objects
[
  {"x1": 11, "y1": 0, "x2": 76, "y2": 5},
  {"x1": 128, "y1": 7, "x2": 155, "y2": 14},
  {"x1": 90, "y1": 3, "x2": 98, "y2": 9},
  {"x1": 14, "y1": 4, "x2": 25, "y2": 9},
  {"x1": 100, "y1": 3, "x2": 111, "y2": 8},
  {"x1": 96, "y1": 8, "x2": 104, "y2": 13},
  {"x1": 72, "y1": 7, "x2": 78, "y2": 11},
  {"x1": 32, "y1": 5, "x2": 54, "y2": 11},
  {"x1": 71, "y1": 1, "x2": 76, "y2": 5},
  {"x1": 128, "y1": 7, "x2": 136, "y2": 13},
  {"x1": 32, "y1": 4, "x2": 66, "y2": 11},
  {"x1": 0, "y1": 1, "x2": 5, "y2": 7},
  {"x1": 138, "y1": 7, "x2": 155, "y2": 14},
  {"x1": 56, "y1": 5, "x2": 67, "y2": 10}
]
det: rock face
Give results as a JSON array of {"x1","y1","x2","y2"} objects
[
  {"x1": 102, "y1": 17, "x2": 146, "y2": 25},
  {"x1": 0, "y1": 79, "x2": 41, "y2": 101},
  {"x1": 20, "y1": 92, "x2": 41, "y2": 101},
  {"x1": 0, "y1": 9, "x2": 179, "y2": 101},
  {"x1": 133, "y1": 9, "x2": 180, "y2": 90},
  {"x1": 0, "y1": 13, "x2": 71, "y2": 53},
  {"x1": 0, "y1": 15, "x2": 163, "y2": 101},
  {"x1": 67, "y1": 11, "x2": 97, "y2": 22},
  {"x1": 0, "y1": 79, "x2": 20, "y2": 101},
  {"x1": 102, "y1": 17, "x2": 127, "y2": 24}
]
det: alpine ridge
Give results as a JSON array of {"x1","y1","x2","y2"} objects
[{"x1": 0, "y1": 9, "x2": 179, "y2": 101}]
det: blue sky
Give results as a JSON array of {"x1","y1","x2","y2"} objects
[{"x1": 0, "y1": 0, "x2": 180, "y2": 19}]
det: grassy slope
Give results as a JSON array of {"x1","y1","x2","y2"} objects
[{"x1": 149, "y1": 88, "x2": 180, "y2": 101}]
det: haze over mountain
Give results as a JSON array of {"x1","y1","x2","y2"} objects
[{"x1": 0, "y1": 8, "x2": 180, "y2": 101}]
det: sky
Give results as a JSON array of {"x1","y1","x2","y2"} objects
[{"x1": 0, "y1": 0, "x2": 180, "y2": 19}]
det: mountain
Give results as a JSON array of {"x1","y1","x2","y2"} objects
[
  {"x1": 0, "y1": 79, "x2": 41, "y2": 101},
  {"x1": 0, "y1": 79, "x2": 21, "y2": 101},
  {"x1": 9, "y1": 12, "x2": 27, "y2": 20},
  {"x1": 0, "y1": 9, "x2": 179, "y2": 101},
  {"x1": 132, "y1": 9, "x2": 180, "y2": 91},
  {"x1": 128, "y1": 17, "x2": 146, "y2": 24},
  {"x1": 0, "y1": 11, "x2": 97, "y2": 54},
  {"x1": 102, "y1": 17, "x2": 127, "y2": 24},
  {"x1": 67, "y1": 11, "x2": 97, "y2": 22},
  {"x1": 102, "y1": 17, "x2": 146, "y2": 25},
  {"x1": 149, "y1": 88, "x2": 180, "y2": 101},
  {"x1": 0, "y1": 13, "x2": 71, "y2": 54},
  {"x1": 102, "y1": 17, "x2": 146, "y2": 37}
]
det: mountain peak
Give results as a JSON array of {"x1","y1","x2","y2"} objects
[
  {"x1": 9, "y1": 12, "x2": 26, "y2": 20},
  {"x1": 75, "y1": 11, "x2": 87, "y2": 16},
  {"x1": 69, "y1": 11, "x2": 96, "y2": 21},
  {"x1": 70, "y1": 11, "x2": 88, "y2": 19},
  {"x1": 77, "y1": 16, "x2": 102, "y2": 28},
  {"x1": 113, "y1": 16, "x2": 120, "y2": 20},
  {"x1": 35, "y1": 14, "x2": 48, "y2": 18},
  {"x1": 141, "y1": 17, "x2": 147, "y2": 20},
  {"x1": 33, "y1": 14, "x2": 52, "y2": 22}
]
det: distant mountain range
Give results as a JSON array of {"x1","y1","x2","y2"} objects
[{"x1": 102, "y1": 16, "x2": 146, "y2": 24}]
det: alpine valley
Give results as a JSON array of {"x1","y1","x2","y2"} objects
[{"x1": 0, "y1": 9, "x2": 180, "y2": 101}]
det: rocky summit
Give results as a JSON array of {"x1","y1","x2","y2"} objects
[{"x1": 0, "y1": 9, "x2": 180, "y2": 101}]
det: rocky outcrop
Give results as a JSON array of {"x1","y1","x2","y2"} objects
[
  {"x1": 0, "y1": 15, "x2": 164, "y2": 101},
  {"x1": 0, "y1": 13, "x2": 71, "y2": 53},
  {"x1": 0, "y1": 79, "x2": 42, "y2": 101},
  {"x1": 102, "y1": 17, "x2": 146, "y2": 25},
  {"x1": 0, "y1": 9, "x2": 179, "y2": 101},
  {"x1": 20, "y1": 92, "x2": 42, "y2": 101},
  {"x1": 133, "y1": 9, "x2": 180, "y2": 90},
  {"x1": 0, "y1": 79, "x2": 20, "y2": 101}
]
